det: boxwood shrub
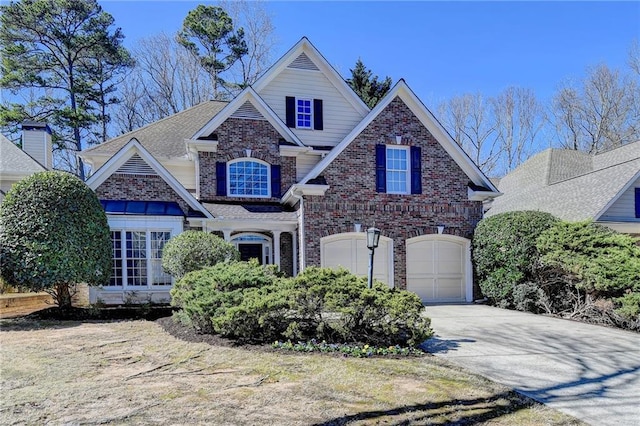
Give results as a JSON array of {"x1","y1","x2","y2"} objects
[{"x1": 161, "y1": 230, "x2": 240, "y2": 280}]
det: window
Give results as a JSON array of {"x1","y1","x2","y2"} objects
[
  {"x1": 296, "y1": 98, "x2": 312, "y2": 128},
  {"x1": 285, "y1": 97, "x2": 323, "y2": 130},
  {"x1": 228, "y1": 159, "x2": 270, "y2": 197},
  {"x1": 386, "y1": 146, "x2": 410, "y2": 194},
  {"x1": 376, "y1": 144, "x2": 422, "y2": 195},
  {"x1": 108, "y1": 230, "x2": 172, "y2": 288}
]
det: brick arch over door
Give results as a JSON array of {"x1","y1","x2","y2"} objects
[
  {"x1": 320, "y1": 232, "x2": 394, "y2": 287},
  {"x1": 406, "y1": 234, "x2": 472, "y2": 303}
]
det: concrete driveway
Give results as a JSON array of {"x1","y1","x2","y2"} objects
[{"x1": 422, "y1": 304, "x2": 640, "y2": 426}]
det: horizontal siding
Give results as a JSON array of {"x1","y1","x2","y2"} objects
[
  {"x1": 296, "y1": 153, "x2": 322, "y2": 181},
  {"x1": 600, "y1": 176, "x2": 640, "y2": 221},
  {"x1": 164, "y1": 163, "x2": 196, "y2": 192},
  {"x1": 258, "y1": 68, "x2": 366, "y2": 147}
]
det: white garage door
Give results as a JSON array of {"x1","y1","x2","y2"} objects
[
  {"x1": 406, "y1": 235, "x2": 471, "y2": 303},
  {"x1": 320, "y1": 232, "x2": 394, "y2": 287}
]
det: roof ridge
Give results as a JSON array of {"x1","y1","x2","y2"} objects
[
  {"x1": 84, "y1": 100, "x2": 229, "y2": 152},
  {"x1": 548, "y1": 155, "x2": 640, "y2": 186}
]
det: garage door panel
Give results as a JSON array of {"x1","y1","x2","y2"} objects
[
  {"x1": 406, "y1": 235, "x2": 470, "y2": 303},
  {"x1": 321, "y1": 233, "x2": 393, "y2": 286}
]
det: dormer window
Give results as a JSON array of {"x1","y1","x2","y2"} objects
[
  {"x1": 296, "y1": 98, "x2": 312, "y2": 128},
  {"x1": 228, "y1": 159, "x2": 271, "y2": 197},
  {"x1": 285, "y1": 96, "x2": 323, "y2": 130}
]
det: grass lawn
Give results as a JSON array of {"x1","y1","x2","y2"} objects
[{"x1": 0, "y1": 317, "x2": 584, "y2": 425}]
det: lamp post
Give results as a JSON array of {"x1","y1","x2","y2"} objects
[{"x1": 366, "y1": 227, "x2": 381, "y2": 289}]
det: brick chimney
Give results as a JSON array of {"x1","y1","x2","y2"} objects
[{"x1": 21, "y1": 121, "x2": 53, "y2": 169}]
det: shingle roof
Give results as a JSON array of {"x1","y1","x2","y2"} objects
[
  {"x1": 82, "y1": 100, "x2": 227, "y2": 159},
  {"x1": 0, "y1": 134, "x2": 46, "y2": 175},
  {"x1": 487, "y1": 141, "x2": 640, "y2": 221},
  {"x1": 201, "y1": 203, "x2": 297, "y2": 222}
]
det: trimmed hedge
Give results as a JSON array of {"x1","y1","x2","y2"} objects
[
  {"x1": 0, "y1": 171, "x2": 111, "y2": 308},
  {"x1": 473, "y1": 211, "x2": 559, "y2": 307},
  {"x1": 171, "y1": 263, "x2": 432, "y2": 347},
  {"x1": 161, "y1": 230, "x2": 240, "y2": 280}
]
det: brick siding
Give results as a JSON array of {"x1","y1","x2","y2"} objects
[
  {"x1": 198, "y1": 118, "x2": 296, "y2": 201},
  {"x1": 303, "y1": 97, "x2": 483, "y2": 290}
]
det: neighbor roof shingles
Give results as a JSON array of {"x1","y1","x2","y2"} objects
[
  {"x1": 82, "y1": 100, "x2": 228, "y2": 159},
  {"x1": 0, "y1": 134, "x2": 46, "y2": 174}
]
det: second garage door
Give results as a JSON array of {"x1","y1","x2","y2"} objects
[{"x1": 406, "y1": 235, "x2": 471, "y2": 303}]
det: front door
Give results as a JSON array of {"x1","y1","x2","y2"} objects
[{"x1": 238, "y1": 243, "x2": 263, "y2": 264}]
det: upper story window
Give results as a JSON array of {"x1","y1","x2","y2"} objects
[
  {"x1": 376, "y1": 144, "x2": 422, "y2": 195},
  {"x1": 228, "y1": 159, "x2": 271, "y2": 197},
  {"x1": 285, "y1": 96, "x2": 323, "y2": 130},
  {"x1": 385, "y1": 146, "x2": 410, "y2": 194},
  {"x1": 296, "y1": 99, "x2": 312, "y2": 128}
]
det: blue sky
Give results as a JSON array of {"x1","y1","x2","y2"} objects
[{"x1": 103, "y1": 1, "x2": 639, "y2": 106}]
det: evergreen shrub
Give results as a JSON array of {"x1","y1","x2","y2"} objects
[
  {"x1": 473, "y1": 211, "x2": 559, "y2": 307},
  {"x1": 161, "y1": 230, "x2": 240, "y2": 280}
]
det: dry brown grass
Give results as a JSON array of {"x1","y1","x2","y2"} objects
[{"x1": 0, "y1": 318, "x2": 584, "y2": 425}]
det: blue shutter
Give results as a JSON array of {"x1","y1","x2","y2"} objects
[
  {"x1": 216, "y1": 162, "x2": 227, "y2": 196},
  {"x1": 285, "y1": 97, "x2": 295, "y2": 127},
  {"x1": 313, "y1": 99, "x2": 323, "y2": 130},
  {"x1": 271, "y1": 165, "x2": 281, "y2": 198},
  {"x1": 635, "y1": 188, "x2": 640, "y2": 218},
  {"x1": 410, "y1": 146, "x2": 422, "y2": 194},
  {"x1": 375, "y1": 144, "x2": 386, "y2": 193}
]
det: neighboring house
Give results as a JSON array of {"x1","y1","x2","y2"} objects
[
  {"x1": 487, "y1": 142, "x2": 640, "y2": 236},
  {"x1": 0, "y1": 122, "x2": 52, "y2": 202},
  {"x1": 80, "y1": 37, "x2": 499, "y2": 305}
]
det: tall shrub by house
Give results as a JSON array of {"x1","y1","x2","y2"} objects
[
  {"x1": 473, "y1": 210, "x2": 559, "y2": 308},
  {"x1": 0, "y1": 171, "x2": 111, "y2": 308},
  {"x1": 161, "y1": 230, "x2": 240, "y2": 280}
]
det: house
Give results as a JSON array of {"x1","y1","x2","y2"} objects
[
  {"x1": 80, "y1": 37, "x2": 500, "y2": 305},
  {"x1": 0, "y1": 122, "x2": 52, "y2": 202},
  {"x1": 486, "y1": 142, "x2": 640, "y2": 237}
]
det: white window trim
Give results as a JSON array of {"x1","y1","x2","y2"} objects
[
  {"x1": 227, "y1": 158, "x2": 271, "y2": 198},
  {"x1": 386, "y1": 145, "x2": 411, "y2": 195},
  {"x1": 105, "y1": 216, "x2": 183, "y2": 291},
  {"x1": 296, "y1": 97, "x2": 313, "y2": 130}
]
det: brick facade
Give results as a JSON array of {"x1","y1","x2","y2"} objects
[
  {"x1": 302, "y1": 97, "x2": 484, "y2": 290},
  {"x1": 198, "y1": 118, "x2": 296, "y2": 201},
  {"x1": 94, "y1": 173, "x2": 190, "y2": 215}
]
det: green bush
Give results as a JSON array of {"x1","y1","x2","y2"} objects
[
  {"x1": 172, "y1": 264, "x2": 432, "y2": 347},
  {"x1": 473, "y1": 211, "x2": 559, "y2": 307},
  {"x1": 161, "y1": 230, "x2": 240, "y2": 280},
  {"x1": 537, "y1": 221, "x2": 640, "y2": 297},
  {"x1": 0, "y1": 171, "x2": 111, "y2": 308},
  {"x1": 170, "y1": 259, "x2": 280, "y2": 332}
]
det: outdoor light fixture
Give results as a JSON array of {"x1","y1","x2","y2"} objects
[
  {"x1": 366, "y1": 227, "x2": 381, "y2": 289},
  {"x1": 437, "y1": 225, "x2": 445, "y2": 234}
]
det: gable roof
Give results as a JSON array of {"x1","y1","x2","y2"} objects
[
  {"x1": 252, "y1": 37, "x2": 370, "y2": 117},
  {"x1": 80, "y1": 101, "x2": 227, "y2": 161},
  {"x1": 488, "y1": 141, "x2": 640, "y2": 221},
  {"x1": 85, "y1": 138, "x2": 212, "y2": 218},
  {"x1": 191, "y1": 87, "x2": 304, "y2": 146},
  {"x1": 298, "y1": 80, "x2": 498, "y2": 192},
  {"x1": 0, "y1": 133, "x2": 46, "y2": 177}
]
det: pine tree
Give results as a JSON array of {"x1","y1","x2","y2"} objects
[{"x1": 347, "y1": 59, "x2": 392, "y2": 108}]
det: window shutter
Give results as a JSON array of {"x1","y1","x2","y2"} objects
[
  {"x1": 216, "y1": 161, "x2": 227, "y2": 196},
  {"x1": 375, "y1": 144, "x2": 386, "y2": 193},
  {"x1": 285, "y1": 96, "x2": 295, "y2": 127},
  {"x1": 271, "y1": 165, "x2": 281, "y2": 198},
  {"x1": 635, "y1": 188, "x2": 640, "y2": 218},
  {"x1": 410, "y1": 146, "x2": 422, "y2": 194},
  {"x1": 313, "y1": 99, "x2": 323, "y2": 130}
]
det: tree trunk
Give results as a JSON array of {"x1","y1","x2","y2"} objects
[{"x1": 55, "y1": 283, "x2": 73, "y2": 309}]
